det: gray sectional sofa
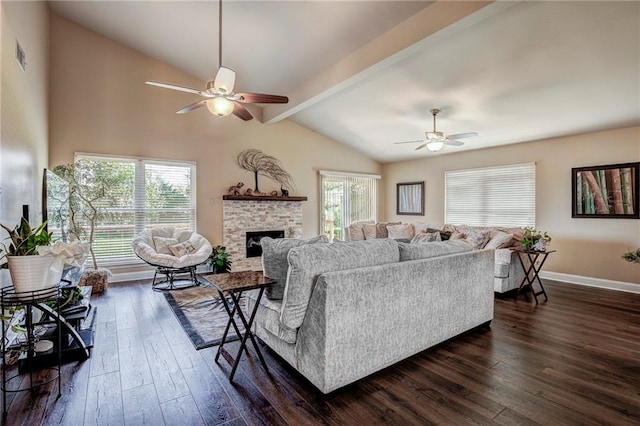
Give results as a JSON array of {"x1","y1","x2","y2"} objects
[
  {"x1": 248, "y1": 238, "x2": 494, "y2": 394},
  {"x1": 346, "y1": 221, "x2": 526, "y2": 293}
]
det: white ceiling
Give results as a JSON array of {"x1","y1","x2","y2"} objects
[{"x1": 49, "y1": 1, "x2": 640, "y2": 163}]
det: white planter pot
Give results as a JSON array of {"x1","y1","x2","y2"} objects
[{"x1": 7, "y1": 255, "x2": 64, "y2": 295}]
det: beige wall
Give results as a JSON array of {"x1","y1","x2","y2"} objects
[
  {"x1": 48, "y1": 14, "x2": 381, "y2": 260},
  {"x1": 0, "y1": 1, "x2": 49, "y2": 284},
  {"x1": 383, "y1": 126, "x2": 640, "y2": 285}
]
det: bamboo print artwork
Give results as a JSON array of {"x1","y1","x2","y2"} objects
[{"x1": 573, "y1": 163, "x2": 638, "y2": 217}]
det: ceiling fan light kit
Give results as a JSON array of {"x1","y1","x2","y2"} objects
[
  {"x1": 394, "y1": 108, "x2": 478, "y2": 153},
  {"x1": 144, "y1": 0, "x2": 288, "y2": 121}
]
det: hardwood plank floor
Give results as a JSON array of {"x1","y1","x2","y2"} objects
[{"x1": 2, "y1": 280, "x2": 638, "y2": 425}]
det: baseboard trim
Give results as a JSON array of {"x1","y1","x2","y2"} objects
[{"x1": 540, "y1": 271, "x2": 640, "y2": 294}]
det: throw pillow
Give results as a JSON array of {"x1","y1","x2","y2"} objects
[
  {"x1": 376, "y1": 222, "x2": 401, "y2": 239},
  {"x1": 484, "y1": 231, "x2": 514, "y2": 250},
  {"x1": 410, "y1": 231, "x2": 442, "y2": 244},
  {"x1": 261, "y1": 235, "x2": 329, "y2": 300},
  {"x1": 386, "y1": 223, "x2": 414, "y2": 239},
  {"x1": 427, "y1": 227, "x2": 452, "y2": 241},
  {"x1": 153, "y1": 236, "x2": 179, "y2": 255},
  {"x1": 346, "y1": 221, "x2": 372, "y2": 241},
  {"x1": 362, "y1": 223, "x2": 378, "y2": 240},
  {"x1": 450, "y1": 231, "x2": 466, "y2": 240},
  {"x1": 168, "y1": 241, "x2": 196, "y2": 257},
  {"x1": 465, "y1": 228, "x2": 491, "y2": 250}
]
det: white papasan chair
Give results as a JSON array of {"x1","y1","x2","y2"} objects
[{"x1": 132, "y1": 227, "x2": 213, "y2": 291}]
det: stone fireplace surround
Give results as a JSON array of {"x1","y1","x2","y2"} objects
[{"x1": 222, "y1": 195, "x2": 307, "y2": 271}]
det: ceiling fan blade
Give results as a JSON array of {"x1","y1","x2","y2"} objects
[
  {"x1": 445, "y1": 139, "x2": 464, "y2": 147},
  {"x1": 176, "y1": 99, "x2": 208, "y2": 114},
  {"x1": 414, "y1": 143, "x2": 427, "y2": 151},
  {"x1": 237, "y1": 93, "x2": 289, "y2": 104},
  {"x1": 232, "y1": 102, "x2": 253, "y2": 121},
  {"x1": 214, "y1": 66, "x2": 236, "y2": 93},
  {"x1": 146, "y1": 81, "x2": 205, "y2": 96},
  {"x1": 447, "y1": 132, "x2": 477, "y2": 140},
  {"x1": 393, "y1": 140, "x2": 424, "y2": 145}
]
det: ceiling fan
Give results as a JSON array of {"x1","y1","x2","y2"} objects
[
  {"x1": 145, "y1": 0, "x2": 288, "y2": 121},
  {"x1": 394, "y1": 109, "x2": 477, "y2": 152}
]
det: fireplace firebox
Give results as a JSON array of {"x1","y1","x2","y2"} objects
[{"x1": 246, "y1": 230, "x2": 285, "y2": 258}]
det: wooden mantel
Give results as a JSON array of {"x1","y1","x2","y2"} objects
[{"x1": 223, "y1": 195, "x2": 308, "y2": 202}]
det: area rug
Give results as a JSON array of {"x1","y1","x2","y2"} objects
[{"x1": 164, "y1": 284, "x2": 245, "y2": 350}]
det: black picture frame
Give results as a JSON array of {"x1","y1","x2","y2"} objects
[
  {"x1": 571, "y1": 162, "x2": 640, "y2": 219},
  {"x1": 396, "y1": 181, "x2": 424, "y2": 216}
]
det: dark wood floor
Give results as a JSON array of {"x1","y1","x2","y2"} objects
[{"x1": 2, "y1": 279, "x2": 639, "y2": 425}]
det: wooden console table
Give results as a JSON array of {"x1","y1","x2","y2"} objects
[{"x1": 515, "y1": 250, "x2": 556, "y2": 304}]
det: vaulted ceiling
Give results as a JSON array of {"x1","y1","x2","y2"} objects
[{"x1": 49, "y1": 1, "x2": 640, "y2": 163}]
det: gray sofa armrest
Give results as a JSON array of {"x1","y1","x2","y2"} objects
[{"x1": 295, "y1": 249, "x2": 494, "y2": 393}]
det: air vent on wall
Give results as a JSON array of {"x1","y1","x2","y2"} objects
[{"x1": 16, "y1": 40, "x2": 26, "y2": 71}]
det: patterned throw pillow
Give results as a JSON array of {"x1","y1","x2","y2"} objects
[
  {"x1": 153, "y1": 237, "x2": 179, "y2": 255},
  {"x1": 168, "y1": 241, "x2": 196, "y2": 257},
  {"x1": 347, "y1": 221, "x2": 373, "y2": 241},
  {"x1": 465, "y1": 228, "x2": 491, "y2": 250},
  {"x1": 376, "y1": 222, "x2": 401, "y2": 238},
  {"x1": 362, "y1": 223, "x2": 378, "y2": 240},
  {"x1": 410, "y1": 231, "x2": 442, "y2": 244},
  {"x1": 426, "y1": 227, "x2": 452, "y2": 241},
  {"x1": 386, "y1": 223, "x2": 415, "y2": 239},
  {"x1": 484, "y1": 231, "x2": 514, "y2": 250},
  {"x1": 450, "y1": 231, "x2": 466, "y2": 240}
]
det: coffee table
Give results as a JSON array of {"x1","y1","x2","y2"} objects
[{"x1": 200, "y1": 270, "x2": 275, "y2": 381}]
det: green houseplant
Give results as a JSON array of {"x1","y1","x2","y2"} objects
[
  {"x1": 207, "y1": 245, "x2": 232, "y2": 274},
  {"x1": 622, "y1": 249, "x2": 640, "y2": 264},
  {"x1": 520, "y1": 226, "x2": 552, "y2": 251},
  {"x1": 0, "y1": 218, "x2": 61, "y2": 294}
]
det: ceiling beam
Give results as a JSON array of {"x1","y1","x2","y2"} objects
[{"x1": 263, "y1": 0, "x2": 498, "y2": 124}]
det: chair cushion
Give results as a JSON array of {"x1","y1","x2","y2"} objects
[
  {"x1": 132, "y1": 227, "x2": 213, "y2": 269},
  {"x1": 261, "y1": 236, "x2": 328, "y2": 300},
  {"x1": 153, "y1": 237, "x2": 179, "y2": 255},
  {"x1": 280, "y1": 238, "x2": 400, "y2": 331}
]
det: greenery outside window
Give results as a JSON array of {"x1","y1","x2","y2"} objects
[
  {"x1": 320, "y1": 171, "x2": 379, "y2": 241},
  {"x1": 445, "y1": 163, "x2": 535, "y2": 227},
  {"x1": 75, "y1": 153, "x2": 196, "y2": 266}
]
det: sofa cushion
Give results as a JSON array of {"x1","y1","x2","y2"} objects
[
  {"x1": 362, "y1": 223, "x2": 378, "y2": 240},
  {"x1": 281, "y1": 238, "x2": 400, "y2": 331},
  {"x1": 346, "y1": 221, "x2": 374, "y2": 241},
  {"x1": 398, "y1": 240, "x2": 472, "y2": 261},
  {"x1": 495, "y1": 262, "x2": 510, "y2": 278},
  {"x1": 410, "y1": 231, "x2": 441, "y2": 244},
  {"x1": 485, "y1": 231, "x2": 514, "y2": 250},
  {"x1": 261, "y1": 235, "x2": 328, "y2": 300},
  {"x1": 427, "y1": 227, "x2": 452, "y2": 241},
  {"x1": 387, "y1": 223, "x2": 414, "y2": 239}
]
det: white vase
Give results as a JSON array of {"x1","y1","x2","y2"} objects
[{"x1": 7, "y1": 255, "x2": 64, "y2": 296}]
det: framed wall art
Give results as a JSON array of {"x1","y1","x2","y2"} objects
[
  {"x1": 572, "y1": 162, "x2": 639, "y2": 219},
  {"x1": 397, "y1": 181, "x2": 424, "y2": 216}
]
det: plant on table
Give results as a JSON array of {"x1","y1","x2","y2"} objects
[
  {"x1": 207, "y1": 245, "x2": 232, "y2": 274},
  {"x1": 622, "y1": 248, "x2": 640, "y2": 264},
  {"x1": 520, "y1": 227, "x2": 552, "y2": 251}
]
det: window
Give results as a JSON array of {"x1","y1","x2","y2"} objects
[
  {"x1": 75, "y1": 154, "x2": 196, "y2": 266},
  {"x1": 320, "y1": 171, "x2": 379, "y2": 241},
  {"x1": 445, "y1": 163, "x2": 535, "y2": 227}
]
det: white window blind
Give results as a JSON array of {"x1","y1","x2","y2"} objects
[
  {"x1": 445, "y1": 163, "x2": 535, "y2": 227},
  {"x1": 320, "y1": 171, "x2": 379, "y2": 241},
  {"x1": 75, "y1": 154, "x2": 196, "y2": 266}
]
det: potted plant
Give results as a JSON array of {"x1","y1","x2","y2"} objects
[
  {"x1": 52, "y1": 161, "x2": 117, "y2": 293},
  {"x1": 520, "y1": 226, "x2": 552, "y2": 251},
  {"x1": 207, "y1": 245, "x2": 232, "y2": 274},
  {"x1": 622, "y1": 248, "x2": 640, "y2": 264},
  {"x1": 0, "y1": 218, "x2": 61, "y2": 294}
]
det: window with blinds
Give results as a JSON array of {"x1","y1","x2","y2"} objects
[
  {"x1": 445, "y1": 163, "x2": 535, "y2": 227},
  {"x1": 75, "y1": 154, "x2": 196, "y2": 266},
  {"x1": 320, "y1": 171, "x2": 379, "y2": 241}
]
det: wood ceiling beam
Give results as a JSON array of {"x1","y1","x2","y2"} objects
[{"x1": 262, "y1": 0, "x2": 498, "y2": 124}]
